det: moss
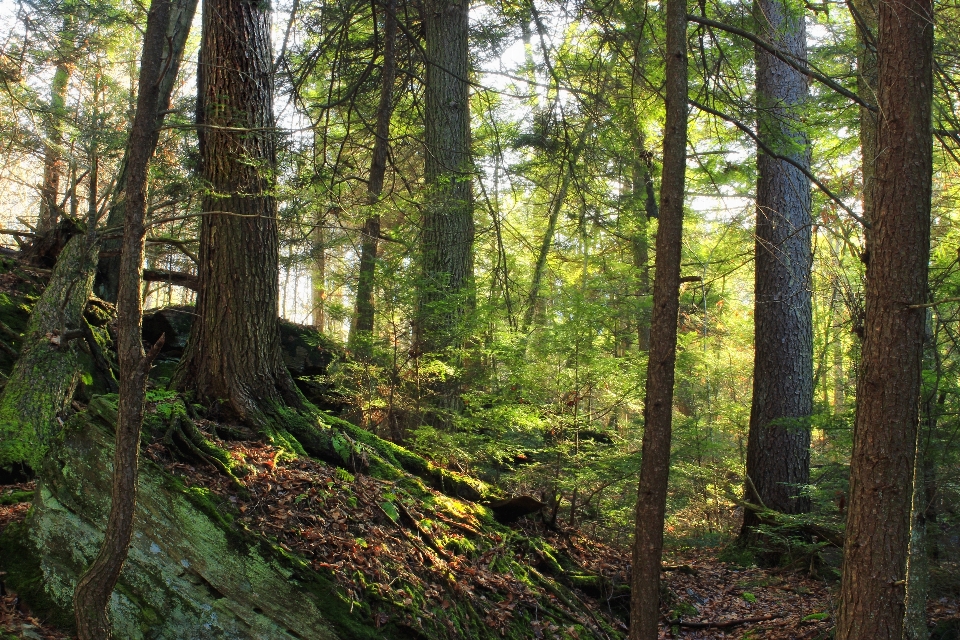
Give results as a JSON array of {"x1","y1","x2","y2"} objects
[
  {"x1": 718, "y1": 542, "x2": 757, "y2": 568},
  {"x1": 0, "y1": 489, "x2": 34, "y2": 505},
  {"x1": 0, "y1": 520, "x2": 76, "y2": 632}
]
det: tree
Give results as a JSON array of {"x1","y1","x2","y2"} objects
[
  {"x1": 629, "y1": 0, "x2": 687, "y2": 636},
  {"x1": 349, "y1": 0, "x2": 398, "y2": 352},
  {"x1": 72, "y1": 0, "x2": 171, "y2": 635},
  {"x1": 172, "y1": 0, "x2": 300, "y2": 421},
  {"x1": 836, "y1": 0, "x2": 934, "y2": 634},
  {"x1": 741, "y1": 0, "x2": 814, "y2": 533},
  {"x1": 415, "y1": 0, "x2": 474, "y2": 416},
  {"x1": 94, "y1": 0, "x2": 199, "y2": 302}
]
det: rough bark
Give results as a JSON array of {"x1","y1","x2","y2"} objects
[
  {"x1": 349, "y1": 0, "x2": 398, "y2": 351},
  {"x1": 0, "y1": 233, "x2": 98, "y2": 469},
  {"x1": 851, "y1": 0, "x2": 878, "y2": 248},
  {"x1": 172, "y1": 0, "x2": 301, "y2": 422},
  {"x1": 904, "y1": 431, "x2": 930, "y2": 640},
  {"x1": 415, "y1": 0, "x2": 474, "y2": 414},
  {"x1": 629, "y1": 0, "x2": 687, "y2": 637},
  {"x1": 94, "y1": 0, "x2": 199, "y2": 302},
  {"x1": 741, "y1": 0, "x2": 813, "y2": 533},
  {"x1": 835, "y1": 0, "x2": 933, "y2": 635},
  {"x1": 72, "y1": 1, "x2": 171, "y2": 635}
]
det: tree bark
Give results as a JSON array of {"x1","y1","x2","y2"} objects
[
  {"x1": 72, "y1": 1, "x2": 171, "y2": 636},
  {"x1": 629, "y1": 0, "x2": 687, "y2": 637},
  {"x1": 172, "y1": 0, "x2": 301, "y2": 421},
  {"x1": 349, "y1": 0, "x2": 398, "y2": 352},
  {"x1": 0, "y1": 234, "x2": 98, "y2": 469},
  {"x1": 94, "y1": 0, "x2": 199, "y2": 302},
  {"x1": 741, "y1": 0, "x2": 813, "y2": 533},
  {"x1": 835, "y1": 0, "x2": 933, "y2": 635},
  {"x1": 415, "y1": 0, "x2": 474, "y2": 415}
]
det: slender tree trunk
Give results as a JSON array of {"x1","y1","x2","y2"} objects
[
  {"x1": 38, "y1": 57, "x2": 72, "y2": 235},
  {"x1": 741, "y1": 0, "x2": 813, "y2": 533},
  {"x1": 312, "y1": 211, "x2": 326, "y2": 329},
  {"x1": 173, "y1": 0, "x2": 301, "y2": 421},
  {"x1": 522, "y1": 124, "x2": 592, "y2": 332},
  {"x1": 416, "y1": 0, "x2": 474, "y2": 415},
  {"x1": 631, "y1": 146, "x2": 656, "y2": 352},
  {"x1": 349, "y1": 0, "x2": 398, "y2": 351},
  {"x1": 629, "y1": 0, "x2": 687, "y2": 637},
  {"x1": 94, "y1": 0, "x2": 199, "y2": 302},
  {"x1": 836, "y1": 0, "x2": 933, "y2": 634},
  {"x1": 72, "y1": 1, "x2": 171, "y2": 636}
]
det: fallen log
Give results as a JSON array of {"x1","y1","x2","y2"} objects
[{"x1": 666, "y1": 613, "x2": 784, "y2": 629}]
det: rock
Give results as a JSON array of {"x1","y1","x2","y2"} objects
[
  {"x1": 0, "y1": 410, "x2": 382, "y2": 640},
  {"x1": 142, "y1": 305, "x2": 194, "y2": 357},
  {"x1": 487, "y1": 496, "x2": 545, "y2": 523}
]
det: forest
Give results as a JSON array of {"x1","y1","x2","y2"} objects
[{"x1": 0, "y1": 0, "x2": 957, "y2": 635}]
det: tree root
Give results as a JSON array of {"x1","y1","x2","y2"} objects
[{"x1": 162, "y1": 410, "x2": 245, "y2": 492}]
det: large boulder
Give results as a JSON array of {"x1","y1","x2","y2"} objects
[
  {"x1": 0, "y1": 410, "x2": 382, "y2": 640},
  {"x1": 142, "y1": 307, "x2": 345, "y2": 411}
]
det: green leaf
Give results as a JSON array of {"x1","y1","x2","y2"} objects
[
  {"x1": 802, "y1": 613, "x2": 829, "y2": 621},
  {"x1": 380, "y1": 501, "x2": 399, "y2": 522},
  {"x1": 742, "y1": 592, "x2": 757, "y2": 603}
]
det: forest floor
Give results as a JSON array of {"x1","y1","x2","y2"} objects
[{"x1": 3, "y1": 458, "x2": 959, "y2": 640}]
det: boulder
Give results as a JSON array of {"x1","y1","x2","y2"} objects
[{"x1": 0, "y1": 411, "x2": 382, "y2": 640}]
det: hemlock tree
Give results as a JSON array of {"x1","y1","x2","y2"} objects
[
  {"x1": 172, "y1": 0, "x2": 301, "y2": 420},
  {"x1": 742, "y1": 0, "x2": 814, "y2": 533},
  {"x1": 349, "y1": 0, "x2": 398, "y2": 353},
  {"x1": 415, "y1": 0, "x2": 475, "y2": 417},
  {"x1": 836, "y1": 0, "x2": 934, "y2": 635},
  {"x1": 629, "y1": 0, "x2": 687, "y2": 636}
]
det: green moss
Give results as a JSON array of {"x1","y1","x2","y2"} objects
[
  {"x1": 0, "y1": 489, "x2": 34, "y2": 505},
  {"x1": 0, "y1": 520, "x2": 76, "y2": 632},
  {"x1": 718, "y1": 542, "x2": 757, "y2": 567}
]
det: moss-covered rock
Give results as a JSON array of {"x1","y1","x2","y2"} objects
[{"x1": 0, "y1": 410, "x2": 388, "y2": 640}]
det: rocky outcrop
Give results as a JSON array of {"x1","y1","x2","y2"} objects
[{"x1": 0, "y1": 411, "x2": 381, "y2": 640}]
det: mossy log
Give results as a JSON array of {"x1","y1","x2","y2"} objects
[{"x1": 0, "y1": 234, "x2": 99, "y2": 469}]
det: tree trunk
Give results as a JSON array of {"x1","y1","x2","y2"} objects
[
  {"x1": 851, "y1": 0, "x2": 878, "y2": 255},
  {"x1": 38, "y1": 55, "x2": 73, "y2": 236},
  {"x1": 522, "y1": 124, "x2": 592, "y2": 333},
  {"x1": 0, "y1": 233, "x2": 98, "y2": 469},
  {"x1": 741, "y1": 0, "x2": 813, "y2": 533},
  {"x1": 835, "y1": 0, "x2": 933, "y2": 635},
  {"x1": 72, "y1": 0, "x2": 171, "y2": 635},
  {"x1": 172, "y1": 0, "x2": 301, "y2": 421},
  {"x1": 415, "y1": 0, "x2": 474, "y2": 416},
  {"x1": 903, "y1": 431, "x2": 930, "y2": 640},
  {"x1": 94, "y1": 0, "x2": 199, "y2": 302},
  {"x1": 631, "y1": 146, "x2": 656, "y2": 353},
  {"x1": 349, "y1": 0, "x2": 398, "y2": 352},
  {"x1": 629, "y1": 0, "x2": 687, "y2": 637}
]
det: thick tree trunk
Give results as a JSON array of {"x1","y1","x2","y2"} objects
[
  {"x1": 0, "y1": 233, "x2": 98, "y2": 469},
  {"x1": 172, "y1": 0, "x2": 301, "y2": 421},
  {"x1": 349, "y1": 0, "x2": 398, "y2": 351},
  {"x1": 94, "y1": 0, "x2": 199, "y2": 302},
  {"x1": 851, "y1": 0, "x2": 878, "y2": 252},
  {"x1": 72, "y1": 1, "x2": 171, "y2": 635},
  {"x1": 415, "y1": 0, "x2": 474, "y2": 415},
  {"x1": 629, "y1": 0, "x2": 687, "y2": 637},
  {"x1": 741, "y1": 0, "x2": 813, "y2": 533},
  {"x1": 835, "y1": 0, "x2": 933, "y2": 635}
]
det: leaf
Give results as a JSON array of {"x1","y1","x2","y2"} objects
[{"x1": 380, "y1": 501, "x2": 399, "y2": 522}]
